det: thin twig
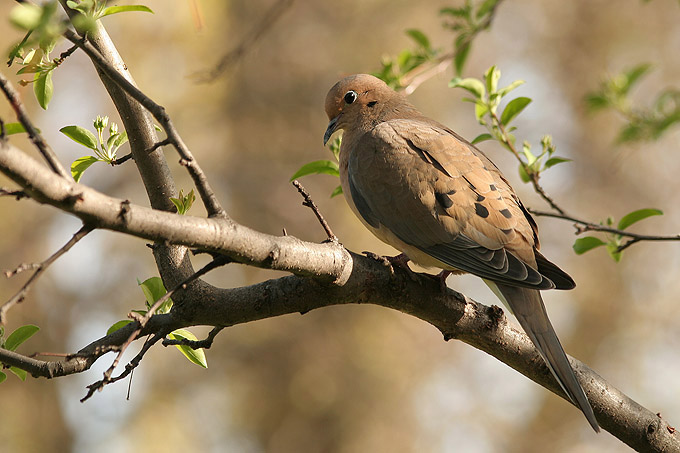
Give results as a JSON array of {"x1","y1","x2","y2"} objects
[
  {"x1": 81, "y1": 333, "x2": 163, "y2": 402},
  {"x1": 400, "y1": 0, "x2": 504, "y2": 94},
  {"x1": 111, "y1": 138, "x2": 171, "y2": 166},
  {"x1": 0, "y1": 187, "x2": 28, "y2": 199},
  {"x1": 193, "y1": 0, "x2": 295, "y2": 83},
  {"x1": 490, "y1": 111, "x2": 566, "y2": 214},
  {"x1": 81, "y1": 255, "x2": 231, "y2": 401},
  {"x1": 62, "y1": 29, "x2": 227, "y2": 219},
  {"x1": 0, "y1": 72, "x2": 70, "y2": 179},
  {"x1": 530, "y1": 208, "x2": 680, "y2": 251},
  {"x1": 162, "y1": 326, "x2": 224, "y2": 349},
  {"x1": 53, "y1": 43, "x2": 79, "y2": 67},
  {"x1": 292, "y1": 179, "x2": 338, "y2": 242},
  {"x1": 0, "y1": 224, "x2": 93, "y2": 325}
]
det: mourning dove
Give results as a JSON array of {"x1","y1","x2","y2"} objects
[{"x1": 323, "y1": 74, "x2": 599, "y2": 431}]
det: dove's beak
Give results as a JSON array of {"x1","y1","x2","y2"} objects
[{"x1": 324, "y1": 114, "x2": 341, "y2": 146}]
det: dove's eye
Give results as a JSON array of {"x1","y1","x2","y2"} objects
[{"x1": 344, "y1": 90, "x2": 358, "y2": 104}]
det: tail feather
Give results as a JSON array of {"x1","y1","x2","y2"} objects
[{"x1": 486, "y1": 280, "x2": 599, "y2": 432}]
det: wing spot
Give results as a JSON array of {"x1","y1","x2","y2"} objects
[
  {"x1": 475, "y1": 203, "x2": 489, "y2": 218},
  {"x1": 501, "y1": 228, "x2": 513, "y2": 235},
  {"x1": 489, "y1": 184, "x2": 497, "y2": 191},
  {"x1": 500, "y1": 208, "x2": 512, "y2": 218},
  {"x1": 476, "y1": 194, "x2": 485, "y2": 202},
  {"x1": 435, "y1": 192, "x2": 453, "y2": 209}
]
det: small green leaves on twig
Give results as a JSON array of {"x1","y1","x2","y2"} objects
[
  {"x1": 61, "y1": 116, "x2": 129, "y2": 182},
  {"x1": 573, "y1": 208, "x2": 664, "y2": 262},
  {"x1": 586, "y1": 63, "x2": 680, "y2": 143},
  {"x1": 66, "y1": 0, "x2": 153, "y2": 32},
  {"x1": 450, "y1": 66, "x2": 571, "y2": 188},
  {"x1": 7, "y1": 1, "x2": 154, "y2": 109},
  {"x1": 291, "y1": 136, "x2": 343, "y2": 198},
  {"x1": 373, "y1": 29, "x2": 439, "y2": 90},
  {"x1": 440, "y1": 0, "x2": 502, "y2": 74},
  {"x1": 107, "y1": 277, "x2": 207, "y2": 368},
  {"x1": 0, "y1": 324, "x2": 40, "y2": 383},
  {"x1": 170, "y1": 189, "x2": 196, "y2": 215}
]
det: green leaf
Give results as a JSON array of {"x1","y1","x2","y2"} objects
[
  {"x1": 606, "y1": 242, "x2": 622, "y2": 262},
  {"x1": 476, "y1": 0, "x2": 499, "y2": 18},
  {"x1": 9, "y1": 3, "x2": 42, "y2": 30},
  {"x1": 9, "y1": 366, "x2": 27, "y2": 381},
  {"x1": 330, "y1": 185, "x2": 343, "y2": 198},
  {"x1": 107, "y1": 320, "x2": 132, "y2": 335},
  {"x1": 573, "y1": 236, "x2": 607, "y2": 255},
  {"x1": 617, "y1": 208, "x2": 663, "y2": 230},
  {"x1": 497, "y1": 80, "x2": 525, "y2": 98},
  {"x1": 474, "y1": 101, "x2": 489, "y2": 122},
  {"x1": 500, "y1": 97, "x2": 532, "y2": 125},
  {"x1": 454, "y1": 41, "x2": 470, "y2": 76},
  {"x1": 34, "y1": 71, "x2": 53, "y2": 110},
  {"x1": 112, "y1": 131, "x2": 129, "y2": 150},
  {"x1": 518, "y1": 163, "x2": 531, "y2": 183},
  {"x1": 449, "y1": 77, "x2": 485, "y2": 100},
  {"x1": 617, "y1": 123, "x2": 643, "y2": 143},
  {"x1": 101, "y1": 5, "x2": 154, "y2": 18},
  {"x1": 471, "y1": 133, "x2": 493, "y2": 144},
  {"x1": 484, "y1": 65, "x2": 500, "y2": 94},
  {"x1": 290, "y1": 160, "x2": 339, "y2": 181},
  {"x1": 440, "y1": 6, "x2": 470, "y2": 18},
  {"x1": 585, "y1": 93, "x2": 610, "y2": 111},
  {"x1": 4, "y1": 123, "x2": 28, "y2": 135},
  {"x1": 4, "y1": 325, "x2": 39, "y2": 351},
  {"x1": 543, "y1": 157, "x2": 571, "y2": 169},
  {"x1": 60, "y1": 125, "x2": 98, "y2": 150},
  {"x1": 71, "y1": 156, "x2": 99, "y2": 182},
  {"x1": 139, "y1": 277, "x2": 167, "y2": 305},
  {"x1": 0, "y1": 372, "x2": 6, "y2": 384},
  {"x1": 405, "y1": 29, "x2": 430, "y2": 49},
  {"x1": 522, "y1": 142, "x2": 537, "y2": 165},
  {"x1": 623, "y1": 63, "x2": 652, "y2": 94},
  {"x1": 168, "y1": 329, "x2": 208, "y2": 368}
]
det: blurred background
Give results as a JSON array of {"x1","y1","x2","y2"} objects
[{"x1": 1, "y1": 0, "x2": 679, "y2": 451}]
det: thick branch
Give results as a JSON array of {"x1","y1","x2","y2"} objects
[
  {"x1": 0, "y1": 143, "x2": 352, "y2": 284},
  {"x1": 1, "y1": 140, "x2": 678, "y2": 449}
]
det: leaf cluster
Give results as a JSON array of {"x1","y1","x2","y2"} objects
[
  {"x1": 573, "y1": 209, "x2": 663, "y2": 262},
  {"x1": 61, "y1": 116, "x2": 129, "y2": 182},
  {"x1": 586, "y1": 64, "x2": 680, "y2": 143}
]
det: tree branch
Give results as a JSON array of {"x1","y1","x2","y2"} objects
[
  {"x1": 1, "y1": 135, "x2": 678, "y2": 450},
  {"x1": 0, "y1": 72, "x2": 70, "y2": 179},
  {"x1": 530, "y1": 208, "x2": 680, "y2": 251},
  {"x1": 0, "y1": 224, "x2": 93, "y2": 325}
]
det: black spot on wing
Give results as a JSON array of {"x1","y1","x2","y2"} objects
[
  {"x1": 435, "y1": 192, "x2": 453, "y2": 209},
  {"x1": 475, "y1": 203, "x2": 489, "y2": 218},
  {"x1": 500, "y1": 208, "x2": 512, "y2": 218}
]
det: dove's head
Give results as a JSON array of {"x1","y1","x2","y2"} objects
[{"x1": 324, "y1": 74, "x2": 408, "y2": 145}]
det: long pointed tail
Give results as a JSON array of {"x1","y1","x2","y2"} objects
[{"x1": 486, "y1": 281, "x2": 599, "y2": 432}]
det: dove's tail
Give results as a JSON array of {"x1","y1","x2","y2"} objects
[{"x1": 486, "y1": 281, "x2": 600, "y2": 432}]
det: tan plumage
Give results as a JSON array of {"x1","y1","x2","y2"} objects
[{"x1": 323, "y1": 74, "x2": 599, "y2": 431}]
